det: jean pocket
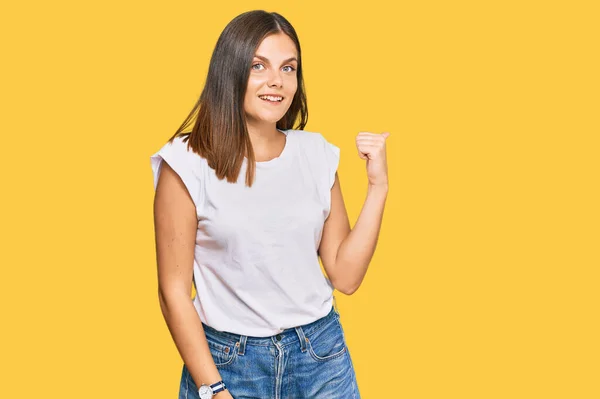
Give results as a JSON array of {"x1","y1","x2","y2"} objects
[
  {"x1": 306, "y1": 320, "x2": 347, "y2": 362},
  {"x1": 205, "y1": 333, "x2": 238, "y2": 368}
]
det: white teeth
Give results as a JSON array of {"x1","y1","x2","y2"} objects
[{"x1": 259, "y1": 95, "x2": 283, "y2": 102}]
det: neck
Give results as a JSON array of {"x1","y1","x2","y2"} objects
[
  {"x1": 246, "y1": 120, "x2": 280, "y2": 142},
  {"x1": 244, "y1": 120, "x2": 286, "y2": 160}
]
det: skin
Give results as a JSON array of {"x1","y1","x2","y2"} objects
[
  {"x1": 154, "y1": 31, "x2": 389, "y2": 399},
  {"x1": 243, "y1": 32, "x2": 298, "y2": 161}
]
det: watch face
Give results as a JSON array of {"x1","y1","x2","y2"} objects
[{"x1": 198, "y1": 385, "x2": 213, "y2": 398}]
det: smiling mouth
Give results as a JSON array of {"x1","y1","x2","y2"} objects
[{"x1": 258, "y1": 95, "x2": 284, "y2": 103}]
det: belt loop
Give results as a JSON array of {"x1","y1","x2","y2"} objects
[
  {"x1": 294, "y1": 327, "x2": 308, "y2": 352},
  {"x1": 237, "y1": 335, "x2": 247, "y2": 356}
]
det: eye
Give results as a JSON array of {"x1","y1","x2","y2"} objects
[
  {"x1": 251, "y1": 63, "x2": 265, "y2": 71},
  {"x1": 283, "y1": 65, "x2": 296, "y2": 72}
]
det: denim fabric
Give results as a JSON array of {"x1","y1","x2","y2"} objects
[{"x1": 178, "y1": 305, "x2": 360, "y2": 399}]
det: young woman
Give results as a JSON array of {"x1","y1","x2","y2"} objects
[{"x1": 150, "y1": 10, "x2": 389, "y2": 399}]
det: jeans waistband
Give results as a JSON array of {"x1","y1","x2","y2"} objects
[{"x1": 201, "y1": 305, "x2": 340, "y2": 353}]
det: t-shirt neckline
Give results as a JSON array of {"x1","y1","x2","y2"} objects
[{"x1": 245, "y1": 128, "x2": 291, "y2": 169}]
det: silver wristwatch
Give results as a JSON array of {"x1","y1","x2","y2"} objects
[{"x1": 198, "y1": 380, "x2": 227, "y2": 399}]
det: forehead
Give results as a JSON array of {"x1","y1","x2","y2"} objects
[{"x1": 254, "y1": 33, "x2": 298, "y2": 60}]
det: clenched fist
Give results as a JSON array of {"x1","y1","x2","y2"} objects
[{"x1": 356, "y1": 131, "x2": 390, "y2": 187}]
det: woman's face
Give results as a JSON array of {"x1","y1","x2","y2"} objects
[{"x1": 243, "y1": 32, "x2": 298, "y2": 126}]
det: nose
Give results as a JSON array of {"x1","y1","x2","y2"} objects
[{"x1": 267, "y1": 69, "x2": 283, "y2": 88}]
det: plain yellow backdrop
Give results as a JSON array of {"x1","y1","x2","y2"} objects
[{"x1": 1, "y1": 0, "x2": 599, "y2": 398}]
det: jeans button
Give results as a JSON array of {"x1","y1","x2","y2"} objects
[{"x1": 276, "y1": 334, "x2": 282, "y2": 341}]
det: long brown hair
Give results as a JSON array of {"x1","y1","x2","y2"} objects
[{"x1": 167, "y1": 10, "x2": 308, "y2": 187}]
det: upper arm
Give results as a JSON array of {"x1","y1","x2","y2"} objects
[
  {"x1": 153, "y1": 160, "x2": 198, "y2": 299},
  {"x1": 318, "y1": 171, "x2": 351, "y2": 285}
]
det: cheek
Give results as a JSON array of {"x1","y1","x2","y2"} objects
[
  {"x1": 288, "y1": 79, "x2": 298, "y2": 90},
  {"x1": 247, "y1": 75, "x2": 266, "y2": 91},
  {"x1": 245, "y1": 78, "x2": 264, "y2": 102},
  {"x1": 286, "y1": 77, "x2": 298, "y2": 95},
  {"x1": 244, "y1": 83, "x2": 259, "y2": 108}
]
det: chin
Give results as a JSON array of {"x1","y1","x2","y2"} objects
[{"x1": 264, "y1": 114, "x2": 286, "y2": 123}]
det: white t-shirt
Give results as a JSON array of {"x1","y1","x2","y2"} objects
[{"x1": 150, "y1": 128, "x2": 340, "y2": 337}]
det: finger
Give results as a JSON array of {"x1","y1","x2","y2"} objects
[
  {"x1": 357, "y1": 132, "x2": 389, "y2": 138},
  {"x1": 356, "y1": 139, "x2": 386, "y2": 147},
  {"x1": 356, "y1": 132, "x2": 381, "y2": 138},
  {"x1": 357, "y1": 145, "x2": 384, "y2": 153},
  {"x1": 357, "y1": 134, "x2": 388, "y2": 141}
]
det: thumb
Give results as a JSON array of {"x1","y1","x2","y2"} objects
[{"x1": 382, "y1": 132, "x2": 390, "y2": 139}]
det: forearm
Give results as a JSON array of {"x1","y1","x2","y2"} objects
[
  {"x1": 334, "y1": 183, "x2": 388, "y2": 294},
  {"x1": 159, "y1": 290, "x2": 222, "y2": 392}
]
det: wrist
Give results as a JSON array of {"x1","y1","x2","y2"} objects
[
  {"x1": 368, "y1": 183, "x2": 388, "y2": 193},
  {"x1": 198, "y1": 380, "x2": 227, "y2": 398}
]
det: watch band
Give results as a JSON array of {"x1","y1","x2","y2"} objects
[
  {"x1": 210, "y1": 380, "x2": 227, "y2": 394},
  {"x1": 199, "y1": 380, "x2": 227, "y2": 398}
]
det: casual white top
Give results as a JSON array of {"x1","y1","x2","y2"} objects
[{"x1": 150, "y1": 128, "x2": 340, "y2": 337}]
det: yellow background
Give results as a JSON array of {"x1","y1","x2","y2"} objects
[{"x1": 1, "y1": 0, "x2": 598, "y2": 398}]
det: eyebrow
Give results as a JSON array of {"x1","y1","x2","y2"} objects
[{"x1": 254, "y1": 54, "x2": 298, "y2": 65}]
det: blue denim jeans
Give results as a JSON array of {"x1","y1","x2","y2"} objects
[{"x1": 178, "y1": 305, "x2": 360, "y2": 399}]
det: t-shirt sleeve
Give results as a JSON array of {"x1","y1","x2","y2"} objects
[
  {"x1": 320, "y1": 134, "x2": 340, "y2": 191},
  {"x1": 150, "y1": 137, "x2": 202, "y2": 212},
  {"x1": 315, "y1": 133, "x2": 340, "y2": 219}
]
